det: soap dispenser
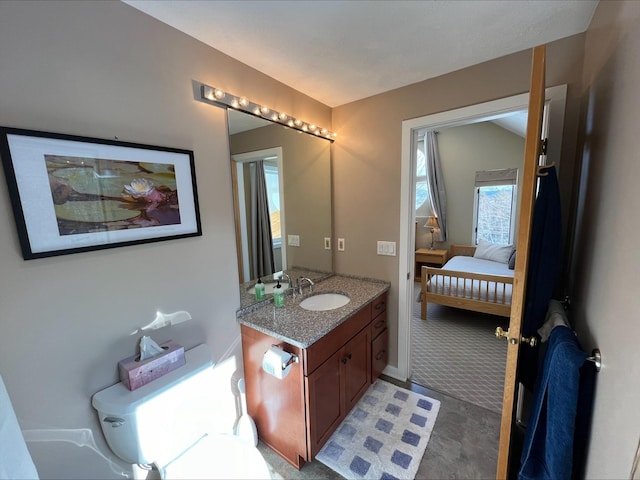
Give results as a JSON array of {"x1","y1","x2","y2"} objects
[
  {"x1": 273, "y1": 280, "x2": 285, "y2": 307},
  {"x1": 254, "y1": 277, "x2": 265, "y2": 301}
]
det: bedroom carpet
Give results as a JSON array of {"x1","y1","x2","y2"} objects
[
  {"x1": 411, "y1": 284, "x2": 508, "y2": 413},
  {"x1": 315, "y1": 379, "x2": 440, "y2": 480}
]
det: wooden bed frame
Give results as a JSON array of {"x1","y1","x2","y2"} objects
[{"x1": 420, "y1": 245, "x2": 513, "y2": 320}]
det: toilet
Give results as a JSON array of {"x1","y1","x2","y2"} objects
[{"x1": 92, "y1": 344, "x2": 271, "y2": 479}]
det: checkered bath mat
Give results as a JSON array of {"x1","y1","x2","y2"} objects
[{"x1": 316, "y1": 380, "x2": 440, "y2": 479}]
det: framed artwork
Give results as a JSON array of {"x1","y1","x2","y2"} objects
[{"x1": 0, "y1": 127, "x2": 202, "y2": 259}]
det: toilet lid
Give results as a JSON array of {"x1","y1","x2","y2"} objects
[{"x1": 162, "y1": 434, "x2": 272, "y2": 479}]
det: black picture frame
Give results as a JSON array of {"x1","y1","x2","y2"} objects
[{"x1": 0, "y1": 127, "x2": 202, "y2": 260}]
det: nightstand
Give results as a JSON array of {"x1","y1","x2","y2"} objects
[{"x1": 415, "y1": 248, "x2": 448, "y2": 281}]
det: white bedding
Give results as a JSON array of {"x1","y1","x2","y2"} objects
[
  {"x1": 443, "y1": 255, "x2": 514, "y2": 277},
  {"x1": 426, "y1": 256, "x2": 514, "y2": 304}
]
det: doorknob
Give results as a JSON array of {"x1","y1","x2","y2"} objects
[{"x1": 494, "y1": 327, "x2": 538, "y2": 347}]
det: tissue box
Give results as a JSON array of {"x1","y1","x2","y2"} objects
[{"x1": 118, "y1": 340, "x2": 185, "y2": 391}]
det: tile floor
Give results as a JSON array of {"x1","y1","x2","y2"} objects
[{"x1": 257, "y1": 376, "x2": 501, "y2": 480}]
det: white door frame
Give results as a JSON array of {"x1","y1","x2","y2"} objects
[{"x1": 395, "y1": 85, "x2": 566, "y2": 381}]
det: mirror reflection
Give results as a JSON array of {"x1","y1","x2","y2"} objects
[{"x1": 228, "y1": 109, "x2": 333, "y2": 308}]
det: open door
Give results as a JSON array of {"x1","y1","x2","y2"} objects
[{"x1": 495, "y1": 45, "x2": 546, "y2": 479}]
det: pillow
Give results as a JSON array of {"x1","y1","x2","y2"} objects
[
  {"x1": 473, "y1": 240, "x2": 514, "y2": 264},
  {"x1": 508, "y1": 249, "x2": 516, "y2": 270}
]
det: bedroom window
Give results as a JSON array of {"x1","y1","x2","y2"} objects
[{"x1": 473, "y1": 168, "x2": 518, "y2": 245}]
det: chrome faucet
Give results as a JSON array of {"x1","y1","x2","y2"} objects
[
  {"x1": 297, "y1": 276, "x2": 314, "y2": 295},
  {"x1": 278, "y1": 272, "x2": 292, "y2": 287},
  {"x1": 278, "y1": 272, "x2": 296, "y2": 298}
]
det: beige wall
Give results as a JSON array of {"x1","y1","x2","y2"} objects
[
  {"x1": 332, "y1": 35, "x2": 585, "y2": 371},
  {"x1": 570, "y1": 0, "x2": 640, "y2": 476},
  {"x1": 0, "y1": 1, "x2": 329, "y2": 477}
]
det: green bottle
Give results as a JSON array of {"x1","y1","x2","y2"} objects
[
  {"x1": 273, "y1": 280, "x2": 285, "y2": 307},
  {"x1": 254, "y1": 277, "x2": 265, "y2": 301}
]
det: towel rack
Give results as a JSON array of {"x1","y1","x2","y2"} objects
[
  {"x1": 586, "y1": 348, "x2": 601, "y2": 372},
  {"x1": 536, "y1": 162, "x2": 556, "y2": 177}
]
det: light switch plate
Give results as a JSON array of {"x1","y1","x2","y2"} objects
[
  {"x1": 324, "y1": 237, "x2": 331, "y2": 250},
  {"x1": 377, "y1": 241, "x2": 396, "y2": 256},
  {"x1": 288, "y1": 234, "x2": 300, "y2": 247},
  {"x1": 337, "y1": 238, "x2": 345, "y2": 251}
]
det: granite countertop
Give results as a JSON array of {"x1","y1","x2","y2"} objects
[
  {"x1": 237, "y1": 267, "x2": 333, "y2": 312},
  {"x1": 237, "y1": 274, "x2": 390, "y2": 348}
]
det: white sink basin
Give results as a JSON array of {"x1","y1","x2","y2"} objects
[
  {"x1": 248, "y1": 282, "x2": 289, "y2": 295},
  {"x1": 299, "y1": 293, "x2": 350, "y2": 311}
]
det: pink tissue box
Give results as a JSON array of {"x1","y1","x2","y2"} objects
[{"x1": 118, "y1": 340, "x2": 185, "y2": 391}]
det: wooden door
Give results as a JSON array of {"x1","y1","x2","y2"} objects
[{"x1": 496, "y1": 45, "x2": 547, "y2": 479}]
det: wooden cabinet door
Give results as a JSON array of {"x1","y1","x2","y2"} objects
[
  {"x1": 305, "y1": 348, "x2": 344, "y2": 459},
  {"x1": 372, "y1": 328, "x2": 389, "y2": 381},
  {"x1": 343, "y1": 327, "x2": 371, "y2": 411}
]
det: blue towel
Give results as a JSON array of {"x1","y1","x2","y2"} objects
[{"x1": 519, "y1": 326, "x2": 588, "y2": 480}]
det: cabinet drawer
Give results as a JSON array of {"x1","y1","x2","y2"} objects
[
  {"x1": 371, "y1": 293, "x2": 387, "y2": 318},
  {"x1": 370, "y1": 310, "x2": 387, "y2": 340},
  {"x1": 371, "y1": 328, "x2": 388, "y2": 380}
]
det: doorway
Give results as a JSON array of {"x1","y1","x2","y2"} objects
[{"x1": 397, "y1": 85, "x2": 566, "y2": 385}]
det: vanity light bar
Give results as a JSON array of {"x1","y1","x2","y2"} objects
[{"x1": 200, "y1": 84, "x2": 336, "y2": 142}]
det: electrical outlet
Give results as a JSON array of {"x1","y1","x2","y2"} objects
[
  {"x1": 324, "y1": 237, "x2": 331, "y2": 250},
  {"x1": 337, "y1": 238, "x2": 345, "y2": 251}
]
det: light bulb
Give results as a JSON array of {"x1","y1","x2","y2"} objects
[
  {"x1": 253, "y1": 106, "x2": 261, "y2": 115},
  {"x1": 309, "y1": 124, "x2": 317, "y2": 131},
  {"x1": 230, "y1": 98, "x2": 240, "y2": 108},
  {"x1": 287, "y1": 120, "x2": 295, "y2": 127},
  {"x1": 278, "y1": 112, "x2": 288, "y2": 121},
  {"x1": 214, "y1": 89, "x2": 225, "y2": 99},
  {"x1": 294, "y1": 119, "x2": 303, "y2": 127},
  {"x1": 321, "y1": 128, "x2": 328, "y2": 135},
  {"x1": 239, "y1": 97, "x2": 249, "y2": 107},
  {"x1": 260, "y1": 106, "x2": 270, "y2": 115}
]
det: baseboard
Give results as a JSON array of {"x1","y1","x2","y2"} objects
[{"x1": 381, "y1": 364, "x2": 405, "y2": 382}]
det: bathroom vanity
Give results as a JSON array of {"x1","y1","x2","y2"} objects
[{"x1": 238, "y1": 275, "x2": 389, "y2": 469}]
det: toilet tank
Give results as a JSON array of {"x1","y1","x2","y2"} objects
[{"x1": 92, "y1": 344, "x2": 215, "y2": 466}]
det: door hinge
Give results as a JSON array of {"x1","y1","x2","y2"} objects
[{"x1": 540, "y1": 138, "x2": 548, "y2": 156}]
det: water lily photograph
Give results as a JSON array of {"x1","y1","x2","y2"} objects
[
  {"x1": 1, "y1": 127, "x2": 201, "y2": 259},
  {"x1": 47, "y1": 155, "x2": 181, "y2": 234}
]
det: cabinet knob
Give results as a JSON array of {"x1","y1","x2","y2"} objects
[
  {"x1": 375, "y1": 350, "x2": 386, "y2": 361},
  {"x1": 341, "y1": 353, "x2": 352, "y2": 364}
]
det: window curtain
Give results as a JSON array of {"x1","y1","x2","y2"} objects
[
  {"x1": 250, "y1": 161, "x2": 275, "y2": 278},
  {"x1": 425, "y1": 131, "x2": 447, "y2": 241}
]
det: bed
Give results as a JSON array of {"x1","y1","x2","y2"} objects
[{"x1": 420, "y1": 244, "x2": 514, "y2": 320}]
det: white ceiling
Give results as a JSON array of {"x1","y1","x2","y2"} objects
[{"x1": 123, "y1": 0, "x2": 598, "y2": 108}]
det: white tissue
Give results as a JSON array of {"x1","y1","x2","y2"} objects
[
  {"x1": 262, "y1": 346, "x2": 294, "y2": 379},
  {"x1": 139, "y1": 335, "x2": 164, "y2": 361}
]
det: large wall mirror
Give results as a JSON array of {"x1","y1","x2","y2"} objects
[{"x1": 227, "y1": 109, "x2": 333, "y2": 308}]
